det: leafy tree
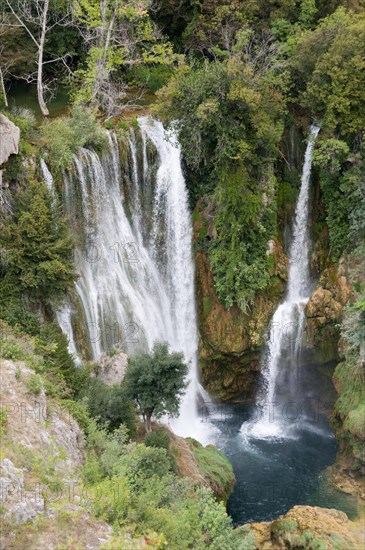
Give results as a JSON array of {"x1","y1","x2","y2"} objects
[
  {"x1": 292, "y1": 8, "x2": 365, "y2": 138},
  {"x1": 313, "y1": 138, "x2": 364, "y2": 259},
  {"x1": 78, "y1": 377, "x2": 137, "y2": 436},
  {"x1": 123, "y1": 341, "x2": 188, "y2": 432},
  {"x1": 0, "y1": 178, "x2": 76, "y2": 303}
]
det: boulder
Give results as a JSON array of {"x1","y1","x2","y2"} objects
[
  {"x1": 98, "y1": 352, "x2": 128, "y2": 386},
  {"x1": 0, "y1": 113, "x2": 20, "y2": 185}
]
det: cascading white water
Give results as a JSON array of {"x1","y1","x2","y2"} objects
[
  {"x1": 138, "y1": 117, "x2": 209, "y2": 439},
  {"x1": 241, "y1": 125, "x2": 320, "y2": 440},
  {"x1": 40, "y1": 158, "x2": 54, "y2": 194},
  {"x1": 55, "y1": 116, "x2": 211, "y2": 442}
]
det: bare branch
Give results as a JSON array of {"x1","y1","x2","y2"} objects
[{"x1": 3, "y1": 0, "x2": 39, "y2": 47}]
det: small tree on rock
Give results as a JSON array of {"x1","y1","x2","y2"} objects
[{"x1": 123, "y1": 341, "x2": 188, "y2": 432}]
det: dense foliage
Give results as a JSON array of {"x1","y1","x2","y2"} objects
[
  {"x1": 155, "y1": 46, "x2": 285, "y2": 309},
  {"x1": 0, "y1": 178, "x2": 76, "y2": 304},
  {"x1": 333, "y1": 245, "x2": 365, "y2": 471}
]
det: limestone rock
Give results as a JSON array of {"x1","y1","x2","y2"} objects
[
  {"x1": 98, "y1": 352, "x2": 128, "y2": 386},
  {"x1": 0, "y1": 113, "x2": 20, "y2": 185},
  {"x1": 305, "y1": 264, "x2": 351, "y2": 363},
  {"x1": 240, "y1": 505, "x2": 362, "y2": 549},
  {"x1": 0, "y1": 359, "x2": 84, "y2": 473},
  {"x1": 0, "y1": 458, "x2": 45, "y2": 524},
  {"x1": 306, "y1": 287, "x2": 343, "y2": 320}
]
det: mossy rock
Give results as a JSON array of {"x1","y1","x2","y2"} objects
[
  {"x1": 270, "y1": 506, "x2": 359, "y2": 550},
  {"x1": 186, "y1": 438, "x2": 235, "y2": 503}
]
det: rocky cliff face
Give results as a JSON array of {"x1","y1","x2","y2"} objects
[
  {"x1": 305, "y1": 259, "x2": 351, "y2": 364},
  {"x1": 0, "y1": 345, "x2": 113, "y2": 548},
  {"x1": 194, "y1": 199, "x2": 288, "y2": 402}
]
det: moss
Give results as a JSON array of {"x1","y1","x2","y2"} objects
[
  {"x1": 344, "y1": 404, "x2": 365, "y2": 439},
  {"x1": 186, "y1": 438, "x2": 235, "y2": 503},
  {"x1": 202, "y1": 296, "x2": 213, "y2": 316},
  {"x1": 271, "y1": 513, "x2": 356, "y2": 549}
]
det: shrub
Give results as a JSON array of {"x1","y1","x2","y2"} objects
[
  {"x1": 61, "y1": 399, "x2": 92, "y2": 434},
  {"x1": 0, "y1": 342, "x2": 25, "y2": 361},
  {"x1": 26, "y1": 374, "x2": 43, "y2": 395},
  {"x1": 115, "y1": 444, "x2": 172, "y2": 486},
  {"x1": 42, "y1": 106, "x2": 107, "y2": 175},
  {"x1": 91, "y1": 476, "x2": 131, "y2": 524},
  {"x1": 82, "y1": 458, "x2": 103, "y2": 486},
  {"x1": 78, "y1": 378, "x2": 136, "y2": 437},
  {"x1": 0, "y1": 409, "x2": 7, "y2": 437},
  {"x1": 143, "y1": 429, "x2": 170, "y2": 450}
]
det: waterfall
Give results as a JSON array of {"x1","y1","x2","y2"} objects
[
  {"x1": 40, "y1": 158, "x2": 54, "y2": 194},
  {"x1": 241, "y1": 125, "x2": 320, "y2": 440},
  {"x1": 56, "y1": 116, "x2": 211, "y2": 442}
]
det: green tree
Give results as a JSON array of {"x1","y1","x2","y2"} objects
[
  {"x1": 0, "y1": 179, "x2": 76, "y2": 303},
  {"x1": 292, "y1": 8, "x2": 365, "y2": 138},
  {"x1": 78, "y1": 377, "x2": 137, "y2": 436},
  {"x1": 123, "y1": 341, "x2": 188, "y2": 432},
  {"x1": 313, "y1": 138, "x2": 364, "y2": 259}
]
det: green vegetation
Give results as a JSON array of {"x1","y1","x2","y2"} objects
[
  {"x1": 42, "y1": 106, "x2": 107, "y2": 175},
  {"x1": 77, "y1": 378, "x2": 137, "y2": 437},
  {"x1": 143, "y1": 428, "x2": 170, "y2": 450},
  {"x1": 0, "y1": 178, "x2": 76, "y2": 304},
  {"x1": 0, "y1": 324, "x2": 244, "y2": 547},
  {"x1": 123, "y1": 341, "x2": 188, "y2": 431},
  {"x1": 154, "y1": 50, "x2": 285, "y2": 309},
  {"x1": 187, "y1": 438, "x2": 235, "y2": 503},
  {"x1": 333, "y1": 247, "x2": 365, "y2": 470},
  {"x1": 83, "y1": 430, "x2": 244, "y2": 549},
  {"x1": 26, "y1": 373, "x2": 43, "y2": 395}
]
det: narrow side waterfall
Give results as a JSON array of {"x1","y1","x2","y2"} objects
[
  {"x1": 47, "y1": 117, "x2": 211, "y2": 442},
  {"x1": 241, "y1": 125, "x2": 320, "y2": 440}
]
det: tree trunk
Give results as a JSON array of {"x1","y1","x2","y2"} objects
[
  {"x1": 0, "y1": 69, "x2": 8, "y2": 107},
  {"x1": 144, "y1": 413, "x2": 152, "y2": 433},
  {"x1": 37, "y1": 0, "x2": 49, "y2": 116}
]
